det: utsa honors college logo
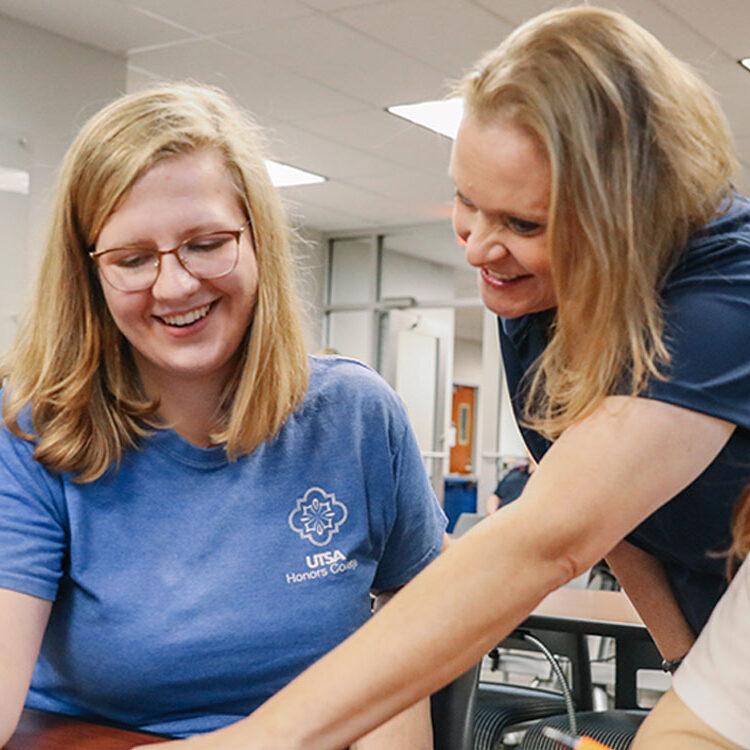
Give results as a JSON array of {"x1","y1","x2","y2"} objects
[
  {"x1": 288, "y1": 486, "x2": 348, "y2": 547},
  {"x1": 286, "y1": 487, "x2": 357, "y2": 584}
]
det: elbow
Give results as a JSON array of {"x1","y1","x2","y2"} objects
[
  {"x1": 532, "y1": 525, "x2": 606, "y2": 592},
  {"x1": 548, "y1": 551, "x2": 590, "y2": 589}
]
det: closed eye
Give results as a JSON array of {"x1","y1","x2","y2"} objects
[
  {"x1": 184, "y1": 233, "x2": 234, "y2": 254},
  {"x1": 507, "y1": 216, "x2": 544, "y2": 236},
  {"x1": 109, "y1": 249, "x2": 156, "y2": 269},
  {"x1": 454, "y1": 190, "x2": 475, "y2": 209}
]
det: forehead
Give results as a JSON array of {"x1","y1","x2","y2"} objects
[
  {"x1": 449, "y1": 114, "x2": 551, "y2": 218},
  {"x1": 97, "y1": 149, "x2": 244, "y2": 245}
]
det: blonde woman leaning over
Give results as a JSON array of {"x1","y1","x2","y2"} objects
[
  {"x1": 134, "y1": 8, "x2": 750, "y2": 749},
  {"x1": 0, "y1": 83, "x2": 447, "y2": 748},
  {"x1": 633, "y1": 496, "x2": 750, "y2": 750}
]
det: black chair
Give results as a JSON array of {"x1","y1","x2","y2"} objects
[
  {"x1": 520, "y1": 710, "x2": 648, "y2": 749},
  {"x1": 473, "y1": 628, "x2": 593, "y2": 750},
  {"x1": 431, "y1": 661, "x2": 481, "y2": 750},
  {"x1": 518, "y1": 635, "x2": 663, "y2": 749}
]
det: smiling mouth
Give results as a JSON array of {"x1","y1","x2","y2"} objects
[
  {"x1": 482, "y1": 268, "x2": 531, "y2": 285},
  {"x1": 157, "y1": 302, "x2": 213, "y2": 328}
]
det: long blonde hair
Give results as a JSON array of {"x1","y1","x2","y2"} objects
[
  {"x1": 1, "y1": 83, "x2": 309, "y2": 481},
  {"x1": 458, "y1": 6, "x2": 738, "y2": 439}
]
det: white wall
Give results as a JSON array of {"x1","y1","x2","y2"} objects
[
  {"x1": 381, "y1": 248, "x2": 454, "y2": 300},
  {"x1": 453, "y1": 337, "x2": 482, "y2": 387},
  {"x1": 0, "y1": 14, "x2": 126, "y2": 352}
]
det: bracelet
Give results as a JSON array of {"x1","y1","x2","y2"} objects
[{"x1": 661, "y1": 656, "x2": 685, "y2": 673}]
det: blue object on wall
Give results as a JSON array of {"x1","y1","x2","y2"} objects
[{"x1": 443, "y1": 478, "x2": 477, "y2": 533}]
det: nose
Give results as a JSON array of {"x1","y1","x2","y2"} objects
[
  {"x1": 453, "y1": 208, "x2": 508, "y2": 268},
  {"x1": 150, "y1": 253, "x2": 201, "y2": 300}
]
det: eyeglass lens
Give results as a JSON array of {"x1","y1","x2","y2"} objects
[{"x1": 98, "y1": 231, "x2": 240, "y2": 291}]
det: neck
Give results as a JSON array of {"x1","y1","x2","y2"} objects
[{"x1": 134, "y1": 356, "x2": 232, "y2": 448}]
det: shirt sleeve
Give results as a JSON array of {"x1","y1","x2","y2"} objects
[
  {"x1": 0, "y1": 423, "x2": 67, "y2": 600},
  {"x1": 673, "y1": 556, "x2": 750, "y2": 748},
  {"x1": 370, "y1": 407, "x2": 447, "y2": 593},
  {"x1": 643, "y1": 237, "x2": 750, "y2": 430}
]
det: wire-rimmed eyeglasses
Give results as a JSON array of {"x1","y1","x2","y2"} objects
[{"x1": 89, "y1": 219, "x2": 252, "y2": 292}]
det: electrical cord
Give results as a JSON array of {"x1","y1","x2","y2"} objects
[{"x1": 510, "y1": 629, "x2": 578, "y2": 735}]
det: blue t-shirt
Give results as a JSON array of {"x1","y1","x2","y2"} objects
[
  {"x1": 499, "y1": 194, "x2": 750, "y2": 634},
  {"x1": 0, "y1": 356, "x2": 446, "y2": 736}
]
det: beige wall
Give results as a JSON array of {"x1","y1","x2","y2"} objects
[{"x1": 0, "y1": 13, "x2": 125, "y2": 352}]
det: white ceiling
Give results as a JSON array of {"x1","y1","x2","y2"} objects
[{"x1": 1, "y1": 0, "x2": 749, "y2": 255}]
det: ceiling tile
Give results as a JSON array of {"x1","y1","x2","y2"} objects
[
  {"x1": 129, "y1": 39, "x2": 367, "y2": 121},
  {"x1": 0, "y1": 0, "x2": 190, "y2": 54},
  {"x1": 658, "y1": 0, "x2": 750, "y2": 58},
  {"x1": 220, "y1": 14, "x2": 446, "y2": 107},
  {"x1": 300, "y1": 0, "x2": 387, "y2": 10},
  {"x1": 334, "y1": 0, "x2": 513, "y2": 75},
  {"x1": 268, "y1": 123, "x2": 401, "y2": 179},
  {"x1": 285, "y1": 179, "x2": 422, "y2": 225},
  {"x1": 123, "y1": 0, "x2": 313, "y2": 38},
  {"x1": 470, "y1": 0, "x2": 553, "y2": 26},
  {"x1": 346, "y1": 165, "x2": 453, "y2": 210},
  {"x1": 299, "y1": 109, "x2": 454, "y2": 176}
]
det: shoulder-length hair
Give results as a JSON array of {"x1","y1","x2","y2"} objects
[
  {"x1": 458, "y1": 6, "x2": 739, "y2": 439},
  {"x1": 1, "y1": 82, "x2": 309, "y2": 481}
]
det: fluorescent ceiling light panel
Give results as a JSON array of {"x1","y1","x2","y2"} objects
[
  {"x1": 740, "y1": 58, "x2": 750, "y2": 72},
  {"x1": 386, "y1": 97, "x2": 464, "y2": 139},
  {"x1": 265, "y1": 159, "x2": 326, "y2": 187},
  {"x1": 0, "y1": 166, "x2": 30, "y2": 194}
]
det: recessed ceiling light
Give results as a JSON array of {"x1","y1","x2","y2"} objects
[
  {"x1": 386, "y1": 97, "x2": 464, "y2": 139},
  {"x1": 265, "y1": 159, "x2": 326, "y2": 188},
  {"x1": 740, "y1": 58, "x2": 750, "y2": 72},
  {"x1": 0, "y1": 166, "x2": 30, "y2": 194}
]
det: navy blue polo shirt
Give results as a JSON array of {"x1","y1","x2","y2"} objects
[{"x1": 499, "y1": 194, "x2": 750, "y2": 634}]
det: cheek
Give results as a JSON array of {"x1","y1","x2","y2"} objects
[
  {"x1": 525, "y1": 239, "x2": 553, "y2": 277},
  {"x1": 101, "y1": 287, "x2": 145, "y2": 331}
]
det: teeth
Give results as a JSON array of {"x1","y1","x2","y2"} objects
[
  {"x1": 486, "y1": 269, "x2": 520, "y2": 281},
  {"x1": 160, "y1": 303, "x2": 211, "y2": 327}
]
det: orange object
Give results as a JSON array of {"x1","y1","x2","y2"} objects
[
  {"x1": 576, "y1": 739, "x2": 615, "y2": 750},
  {"x1": 542, "y1": 726, "x2": 615, "y2": 749}
]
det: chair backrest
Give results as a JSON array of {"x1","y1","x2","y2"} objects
[
  {"x1": 431, "y1": 661, "x2": 481, "y2": 750},
  {"x1": 613, "y1": 635, "x2": 662, "y2": 709},
  {"x1": 497, "y1": 627, "x2": 593, "y2": 711}
]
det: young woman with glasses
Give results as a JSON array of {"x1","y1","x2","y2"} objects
[
  {"x1": 0, "y1": 83, "x2": 446, "y2": 748},
  {"x1": 138, "y1": 8, "x2": 750, "y2": 749}
]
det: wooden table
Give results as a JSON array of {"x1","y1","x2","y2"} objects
[
  {"x1": 528, "y1": 587, "x2": 646, "y2": 638},
  {"x1": 4, "y1": 709, "x2": 168, "y2": 749},
  {"x1": 522, "y1": 587, "x2": 660, "y2": 708}
]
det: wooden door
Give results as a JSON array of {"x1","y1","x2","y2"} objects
[{"x1": 449, "y1": 385, "x2": 476, "y2": 474}]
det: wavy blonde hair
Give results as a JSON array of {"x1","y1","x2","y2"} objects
[
  {"x1": 1, "y1": 82, "x2": 309, "y2": 481},
  {"x1": 458, "y1": 6, "x2": 739, "y2": 439}
]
